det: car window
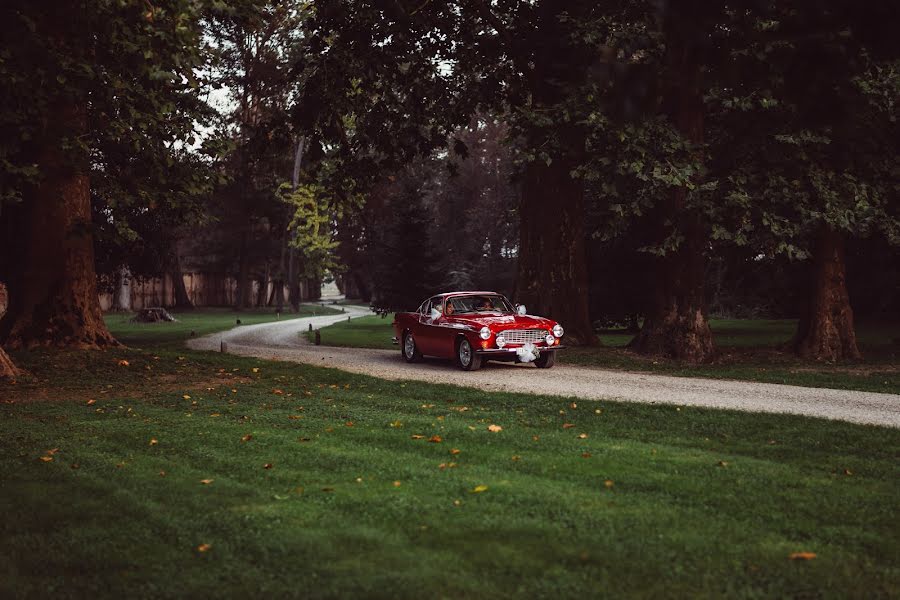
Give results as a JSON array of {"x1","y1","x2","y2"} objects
[{"x1": 448, "y1": 294, "x2": 514, "y2": 314}]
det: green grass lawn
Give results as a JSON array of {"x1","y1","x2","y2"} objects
[
  {"x1": 0, "y1": 315, "x2": 897, "y2": 597},
  {"x1": 305, "y1": 314, "x2": 397, "y2": 349},
  {"x1": 308, "y1": 316, "x2": 900, "y2": 394},
  {"x1": 107, "y1": 305, "x2": 341, "y2": 347}
]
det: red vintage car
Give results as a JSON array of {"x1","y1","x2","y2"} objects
[{"x1": 392, "y1": 291, "x2": 564, "y2": 371}]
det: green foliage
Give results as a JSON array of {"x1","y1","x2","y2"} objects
[
  {"x1": 281, "y1": 182, "x2": 341, "y2": 280},
  {"x1": 0, "y1": 0, "x2": 254, "y2": 284}
]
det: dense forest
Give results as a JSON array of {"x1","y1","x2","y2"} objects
[{"x1": 0, "y1": 0, "x2": 897, "y2": 374}]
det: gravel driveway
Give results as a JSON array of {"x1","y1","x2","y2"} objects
[{"x1": 187, "y1": 306, "x2": 900, "y2": 428}]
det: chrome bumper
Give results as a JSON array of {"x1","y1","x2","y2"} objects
[{"x1": 475, "y1": 346, "x2": 565, "y2": 355}]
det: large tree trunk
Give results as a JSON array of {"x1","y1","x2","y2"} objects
[
  {"x1": 0, "y1": 98, "x2": 115, "y2": 349},
  {"x1": 0, "y1": 346, "x2": 19, "y2": 379},
  {"x1": 512, "y1": 2, "x2": 595, "y2": 345},
  {"x1": 171, "y1": 253, "x2": 193, "y2": 310},
  {"x1": 792, "y1": 226, "x2": 861, "y2": 361},
  {"x1": 629, "y1": 214, "x2": 714, "y2": 361},
  {"x1": 629, "y1": 16, "x2": 714, "y2": 363},
  {"x1": 515, "y1": 152, "x2": 595, "y2": 345}
]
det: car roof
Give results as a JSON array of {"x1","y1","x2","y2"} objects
[{"x1": 434, "y1": 291, "x2": 500, "y2": 298}]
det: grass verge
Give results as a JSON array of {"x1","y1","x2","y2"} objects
[
  {"x1": 308, "y1": 316, "x2": 900, "y2": 394},
  {"x1": 0, "y1": 315, "x2": 897, "y2": 597}
]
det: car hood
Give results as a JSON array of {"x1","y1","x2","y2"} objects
[{"x1": 446, "y1": 313, "x2": 556, "y2": 332}]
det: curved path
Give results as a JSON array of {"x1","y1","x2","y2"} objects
[{"x1": 188, "y1": 307, "x2": 900, "y2": 428}]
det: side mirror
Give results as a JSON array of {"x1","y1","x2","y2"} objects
[
  {"x1": 516, "y1": 304, "x2": 527, "y2": 315},
  {"x1": 430, "y1": 307, "x2": 441, "y2": 321}
]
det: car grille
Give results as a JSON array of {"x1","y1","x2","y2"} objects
[{"x1": 499, "y1": 329, "x2": 548, "y2": 345}]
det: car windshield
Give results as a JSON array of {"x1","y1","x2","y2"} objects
[{"x1": 447, "y1": 294, "x2": 514, "y2": 314}]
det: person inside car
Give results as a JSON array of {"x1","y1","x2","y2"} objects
[{"x1": 475, "y1": 297, "x2": 494, "y2": 311}]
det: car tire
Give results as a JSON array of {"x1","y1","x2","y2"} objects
[
  {"x1": 402, "y1": 331, "x2": 422, "y2": 363},
  {"x1": 534, "y1": 351, "x2": 556, "y2": 369},
  {"x1": 456, "y1": 337, "x2": 482, "y2": 371}
]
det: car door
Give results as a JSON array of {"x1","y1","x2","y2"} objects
[{"x1": 416, "y1": 297, "x2": 448, "y2": 357}]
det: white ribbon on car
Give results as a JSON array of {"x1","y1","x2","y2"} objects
[{"x1": 516, "y1": 342, "x2": 539, "y2": 363}]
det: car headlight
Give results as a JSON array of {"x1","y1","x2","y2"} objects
[
  {"x1": 496, "y1": 335, "x2": 507, "y2": 348},
  {"x1": 479, "y1": 327, "x2": 491, "y2": 340},
  {"x1": 545, "y1": 334, "x2": 554, "y2": 345},
  {"x1": 552, "y1": 324, "x2": 564, "y2": 338}
]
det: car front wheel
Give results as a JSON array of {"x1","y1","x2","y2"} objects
[
  {"x1": 402, "y1": 332, "x2": 422, "y2": 363},
  {"x1": 534, "y1": 351, "x2": 556, "y2": 369},
  {"x1": 456, "y1": 338, "x2": 483, "y2": 371}
]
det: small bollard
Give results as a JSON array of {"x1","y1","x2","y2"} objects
[
  {"x1": 276, "y1": 311, "x2": 281, "y2": 320},
  {"x1": 314, "y1": 330, "x2": 321, "y2": 345},
  {"x1": 341, "y1": 307, "x2": 345, "y2": 313},
  {"x1": 220, "y1": 340, "x2": 228, "y2": 353},
  {"x1": 347, "y1": 316, "x2": 351, "y2": 322},
  {"x1": 308, "y1": 323, "x2": 313, "y2": 332}
]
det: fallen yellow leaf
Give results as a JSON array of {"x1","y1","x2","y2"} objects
[
  {"x1": 183, "y1": 394, "x2": 191, "y2": 400},
  {"x1": 241, "y1": 434, "x2": 253, "y2": 442},
  {"x1": 263, "y1": 463, "x2": 273, "y2": 469},
  {"x1": 578, "y1": 433, "x2": 588, "y2": 439},
  {"x1": 562, "y1": 423, "x2": 575, "y2": 429},
  {"x1": 411, "y1": 434, "x2": 425, "y2": 440},
  {"x1": 450, "y1": 448, "x2": 461, "y2": 455},
  {"x1": 200, "y1": 479, "x2": 214, "y2": 485},
  {"x1": 604, "y1": 480, "x2": 614, "y2": 488},
  {"x1": 393, "y1": 480, "x2": 402, "y2": 487},
  {"x1": 149, "y1": 438, "x2": 158, "y2": 446},
  {"x1": 487, "y1": 424, "x2": 502, "y2": 432},
  {"x1": 118, "y1": 360, "x2": 130, "y2": 366},
  {"x1": 40, "y1": 456, "x2": 53, "y2": 462},
  {"x1": 196, "y1": 543, "x2": 212, "y2": 553},
  {"x1": 272, "y1": 389, "x2": 284, "y2": 395},
  {"x1": 789, "y1": 552, "x2": 817, "y2": 560},
  {"x1": 86, "y1": 399, "x2": 96, "y2": 405},
  {"x1": 472, "y1": 485, "x2": 489, "y2": 493},
  {"x1": 428, "y1": 435, "x2": 442, "y2": 443},
  {"x1": 252, "y1": 368, "x2": 260, "y2": 373}
]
